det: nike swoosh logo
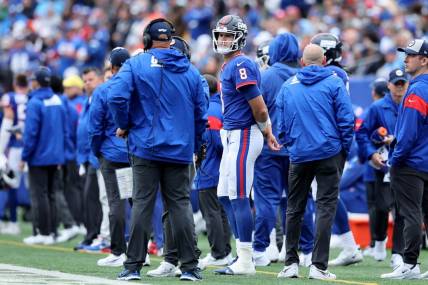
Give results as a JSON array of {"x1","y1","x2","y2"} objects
[
  {"x1": 237, "y1": 61, "x2": 245, "y2": 66},
  {"x1": 408, "y1": 99, "x2": 415, "y2": 103}
]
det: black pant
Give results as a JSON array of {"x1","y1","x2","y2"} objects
[
  {"x1": 28, "y1": 166, "x2": 60, "y2": 236},
  {"x1": 373, "y1": 170, "x2": 393, "y2": 241},
  {"x1": 56, "y1": 167, "x2": 76, "y2": 229},
  {"x1": 198, "y1": 187, "x2": 232, "y2": 259},
  {"x1": 100, "y1": 156, "x2": 130, "y2": 256},
  {"x1": 365, "y1": 181, "x2": 376, "y2": 247},
  {"x1": 390, "y1": 165, "x2": 428, "y2": 265},
  {"x1": 63, "y1": 161, "x2": 84, "y2": 226},
  {"x1": 124, "y1": 157, "x2": 198, "y2": 272},
  {"x1": 82, "y1": 164, "x2": 102, "y2": 245},
  {"x1": 163, "y1": 209, "x2": 201, "y2": 266},
  {"x1": 285, "y1": 152, "x2": 345, "y2": 270}
]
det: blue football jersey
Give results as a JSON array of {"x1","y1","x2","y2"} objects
[
  {"x1": 1, "y1": 92, "x2": 27, "y2": 148},
  {"x1": 220, "y1": 54, "x2": 261, "y2": 130}
]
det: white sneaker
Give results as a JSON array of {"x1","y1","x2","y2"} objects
[
  {"x1": 330, "y1": 234, "x2": 342, "y2": 249},
  {"x1": 23, "y1": 234, "x2": 54, "y2": 245},
  {"x1": 0, "y1": 222, "x2": 20, "y2": 235},
  {"x1": 420, "y1": 270, "x2": 428, "y2": 279},
  {"x1": 253, "y1": 250, "x2": 271, "y2": 267},
  {"x1": 227, "y1": 257, "x2": 256, "y2": 275},
  {"x1": 278, "y1": 238, "x2": 286, "y2": 262},
  {"x1": 362, "y1": 246, "x2": 374, "y2": 257},
  {"x1": 381, "y1": 263, "x2": 421, "y2": 279},
  {"x1": 308, "y1": 265, "x2": 336, "y2": 280},
  {"x1": 200, "y1": 253, "x2": 233, "y2": 268},
  {"x1": 277, "y1": 263, "x2": 298, "y2": 278},
  {"x1": 143, "y1": 253, "x2": 150, "y2": 266},
  {"x1": 266, "y1": 242, "x2": 279, "y2": 262},
  {"x1": 329, "y1": 248, "x2": 363, "y2": 266},
  {"x1": 299, "y1": 252, "x2": 312, "y2": 267},
  {"x1": 97, "y1": 253, "x2": 126, "y2": 267},
  {"x1": 56, "y1": 225, "x2": 80, "y2": 243},
  {"x1": 77, "y1": 225, "x2": 87, "y2": 236},
  {"x1": 43, "y1": 235, "x2": 55, "y2": 245},
  {"x1": 373, "y1": 239, "x2": 387, "y2": 261},
  {"x1": 147, "y1": 261, "x2": 178, "y2": 277},
  {"x1": 390, "y1": 254, "x2": 404, "y2": 269}
]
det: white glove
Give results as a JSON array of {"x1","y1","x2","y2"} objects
[{"x1": 78, "y1": 164, "x2": 86, "y2": 176}]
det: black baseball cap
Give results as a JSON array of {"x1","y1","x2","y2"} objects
[
  {"x1": 388, "y1": 68, "x2": 409, "y2": 84},
  {"x1": 148, "y1": 21, "x2": 173, "y2": 41},
  {"x1": 397, "y1": 39, "x2": 428, "y2": 56},
  {"x1": 109, "y1": 47, "x2": 130, "y2": 67},
  {"x1": 30, "y1": 66, "x2": 52, "y2": 87},
  {"x1": 372, "y1": 78, "x2": 389, "y2": 96}
]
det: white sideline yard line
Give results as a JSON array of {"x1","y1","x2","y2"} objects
[
  {"x1": 0, "y1": 264, "x2": 150, "y2": 285},
  {"x1": 0, "y1": 240, "x2": 379, "y2": 285}
]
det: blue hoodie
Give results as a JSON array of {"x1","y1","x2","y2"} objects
[
  {"x1": 108, "y1": 48, "x2": 207, "y2": 164},
  {"x1": 277, "y1": 65, "x2": 354, "y2": 163},
  {"x1": 262, "y1": 33, "x2": 300, "y2": 156},
  {"x1": 193, "y1": 93, "x2": 223, "y2": 190},
  {"x1": 390, "y1": 74, "x2": 428, "y2": 172},
  {"x1": 88, "y1": 79, "x2": 128, "y2": 163},
  {"x1": 22, "y1": 87, "x2": 67, "y2": 166}
]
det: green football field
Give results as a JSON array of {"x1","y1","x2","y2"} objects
[{"x1": 0, "y1": 222, "x2": 427, "y2": 285}]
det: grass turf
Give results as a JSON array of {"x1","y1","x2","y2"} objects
[{"x1": 0, "y1": 222, "x2": 427, "y2": 285}]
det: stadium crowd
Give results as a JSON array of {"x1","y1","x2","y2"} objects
[{"x1": 0, "y1": 0, "x2": 428, "y2": 282}]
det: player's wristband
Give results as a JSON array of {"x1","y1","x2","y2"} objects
[{"x1": 257, "y1": 116, "x2": 271, "y2": 133}]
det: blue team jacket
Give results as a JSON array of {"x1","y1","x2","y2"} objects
[
  {"x1": 262, "y1": 32, "x2": 300, "y2": 156},
  {"x1": 61, "y1": 95, "x2": 79, "y2": 162},
  {"x1": 77, "y1": 97, "x2": 99, "y2": 168},
  {"x1": 277, "y1": 65, "x2": 354, "y2": 163},
  {"x1": 356, "y1": 93, "x2": 398, "y2": 160},
  {"x1": 107, "y1": 48, "x2": 207, "y2": 164},
  {"x1": 88, "y1": 79, "x2": 128, "y2": 163},
  {"x1": 193, "y1": 93, "x2": 223, "y2": 190},
  {"x1": 390, "y1": 74, "x2": 428, "y2": 172},
  {"x1": 22, "y1": 87, "x2": 67, "y2": 166}
]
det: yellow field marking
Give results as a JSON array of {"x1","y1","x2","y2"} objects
[{"x1": 0, "y1": 239, "x2": 378, "y2": 285}]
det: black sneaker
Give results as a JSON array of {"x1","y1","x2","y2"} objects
[
  {"x1": 180, "y1": 270, "x2": 202, "y2": 281},
  {"x1": 117, "y1": 269, "x2": 141, "y2": 281}
]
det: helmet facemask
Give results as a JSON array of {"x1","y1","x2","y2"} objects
[{"x1": 212, "y1": 29, "x2": 244, "y2": 55}]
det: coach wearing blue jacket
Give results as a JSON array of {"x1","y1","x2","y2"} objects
[
  {"x1": 74, "y1": 67, "x2": 104, "y2": 250},
  {"x1": 383, "y1": 39, "x2": 428, "y2": 280},
  {"x1": 356, "y1": 69, "x2": 408, "y2": 263},
  {"x1": 276, "y1": 45, "x2": 354, "y2": 280},
  {"x1": 108, "y1": 19, "x2": 207, "y2": 281},
  {"x1": 21, "y1": 66, "x2": 67, "y2": 244},
  {"x1": 88, "y1": 47, "x2": 130, "y2": 267},
  {"x1": 253, "y1": 33, "x2": 306, "y2": 266}
]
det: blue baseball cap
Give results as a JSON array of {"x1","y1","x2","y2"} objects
[
  {"x1": 397, "y1": 39, "x2": 428, "y2": 56},
  {"x1": 30, "y1": 66, "x2": 52, "y2": 87},
  {"x1": 148, "y1": 21, "x2": 173, "y2": 41},
  {"x1": 109, "y1": 47, "x2": 130, "y2": 67},
  {"x1": 388, "y1": 68, "x2": 409, "y2": 84}
]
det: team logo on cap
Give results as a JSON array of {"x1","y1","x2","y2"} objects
[
  {"x1": 396, "y1": 70, "x2": 403, "y2": 76},
  {"x1": 408, "y1": 40, "x2": 415, "y2": 47}
]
